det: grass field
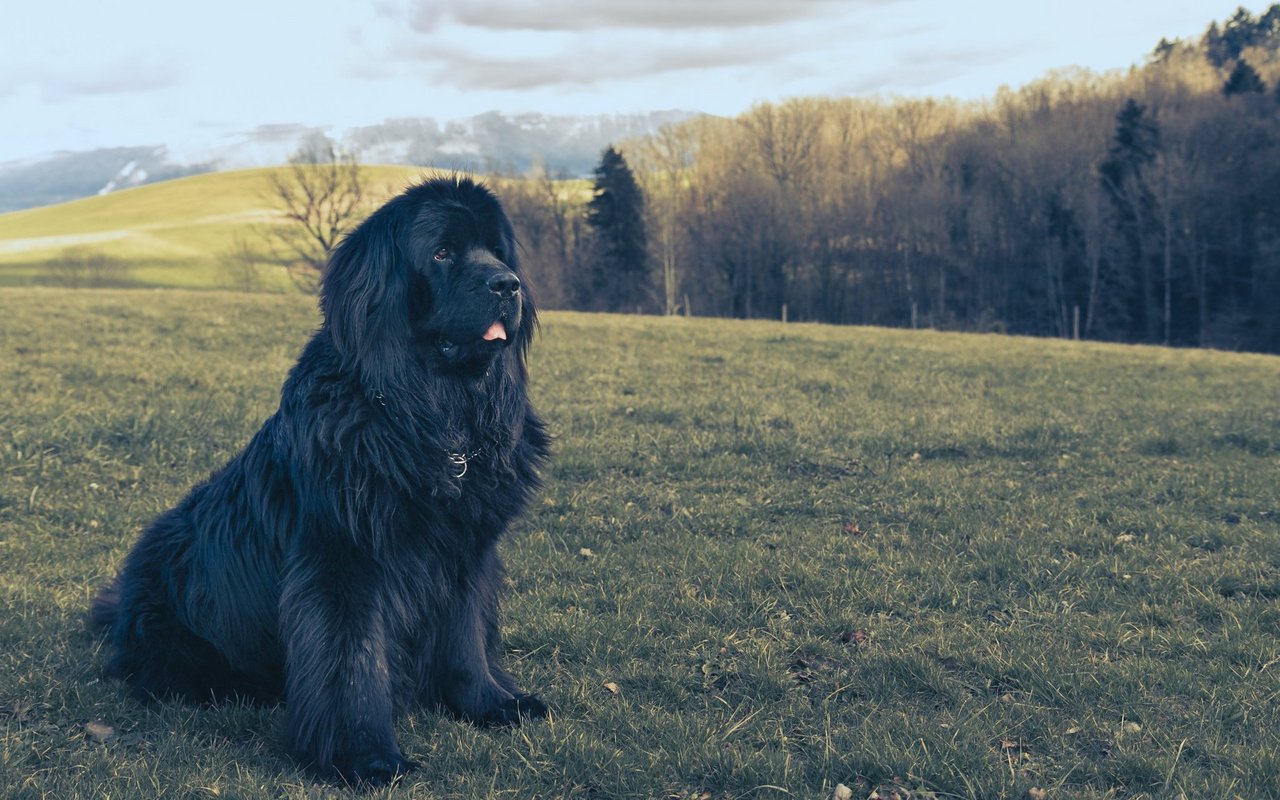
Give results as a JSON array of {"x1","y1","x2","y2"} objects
[
  {"x1": 0, "y1": 167, "x2": 422, "y2": 290},
  {"x1": 1, "y1": 287, "x2": 1278, "y2": 799}
]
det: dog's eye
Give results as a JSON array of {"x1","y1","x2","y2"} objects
[{"x1": 433, "y1": 247, "x2": 451, "y2": 262}]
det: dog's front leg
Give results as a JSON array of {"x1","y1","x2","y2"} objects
[
  {"x1": 280, "y1": 545, "x2": 413, "y2": 786},
  {"x1": 435, "y1": 549, "x2": 548, "y2": 726}
]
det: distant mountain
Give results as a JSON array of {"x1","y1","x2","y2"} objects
[
  {"x1": 0, "y1": 110, "x2": 700, "y2": 213},
  {"x1": 345, "y1": 110, "x2": 700, "y2": 176},
  {"x1": 0, "y1": 147, "x2": 213, "y2": 213}
]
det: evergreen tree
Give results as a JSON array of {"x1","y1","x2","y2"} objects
[
  {"x1": 1224, "y1": 59, "x2": 1267, "y2": 94},
  {"x1": 1203, "y1": 8, "x2": 1269, "y2": 66},
  {"x1": 1151, "y1": 37, "x2": 1178, "y2": 63},
  {"x1": 1103, "y1": 99, "x2": 1161, "y2": 169},
  {"x1": 581, "y1": 145, "x2": 649, "y2": 312},
  {"x1": 1099, "y1": 99, "x2": 1162, "y2": 341},
  {"x1": 1223, "y1": 7, "x2": 1260, "y2": 56},
  {"x1": 1263, "y1": 4, "x2": 1280, "y2": 43},
  {"x1": 1203, "y1": 22, "x2": 1230, "y2": 67}
]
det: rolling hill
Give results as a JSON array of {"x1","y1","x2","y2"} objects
[{"x1": 0, "y1": 166, "x2": 424, "y2": 290}]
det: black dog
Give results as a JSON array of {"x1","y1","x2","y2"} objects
[{"x1": 91, "y1": 176, "x2": 550, "y2": 785}]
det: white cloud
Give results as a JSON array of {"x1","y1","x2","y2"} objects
[
  {"x1": 40, "y1": 58, "x2": 184, "y2": 101},
  {"x1": 391, "y1": 28, "x2": 802, "y2": 90},
  {"x1": 405, "y1": 0, "x2": 879, "y2": 32}
]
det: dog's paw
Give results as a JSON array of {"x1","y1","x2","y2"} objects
[
  {"x1": 333, "y1": 751, "x2": 416, "y2": 787},
  {"x1": 478, "y1": 693, "x2": 548, "y2": 727}
]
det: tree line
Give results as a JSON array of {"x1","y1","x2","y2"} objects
[{"x1": 498, "y1": 6, "x2": 1280, "y2": 353}]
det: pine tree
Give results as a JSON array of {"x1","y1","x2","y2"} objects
[
  {"x1": 1223, "y1": 59, "x2": 1267, "y2": 94},
  {"x1": 1151, "y1": 37, "x2": 1178, "y2": 63},
  {"x1": 1203, "y1": 22, "x2": 1230, "y2": 67},
  {"x1": 1263, "y1": 4, "x2": 1280, "y2": 44},
  {"x1": 1223, "y1": 7, "x2": 1261, "y2": 55},
  {"x1": 1099, "y1": 99, "x2": 1162, "y2": 341},
  {"x1": 1203, "y1": 8, "x2": 1269, "y2": 66},
  {"x1": 581, "y1": 146, "x2": 649, "y2": 312}
]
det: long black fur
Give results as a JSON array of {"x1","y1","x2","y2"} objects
[{"x1": 91, "y1": 177, "x2": 550, "y2": 786}]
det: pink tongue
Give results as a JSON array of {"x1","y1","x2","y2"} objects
[{"x1": 481, "y1": 321, "x2": 507, "y2": 341}]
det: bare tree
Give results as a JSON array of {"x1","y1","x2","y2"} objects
[
  {"x1": 626, "y1": 123, "x2": 697, "y2": 315},
  {"x1": 492, "y1": 165, "x2": 582, "y2": 308},
  {"x1": 221, "y1": 233, "x2": 265, "y2": 292},
  {"x1": 264, "y1": 136, "x2": 366, "y2": 292},
  {"x1": 47, "y1": 248, "x2": 129, "y2": 288}
]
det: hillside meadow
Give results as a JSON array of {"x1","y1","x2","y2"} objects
[
  {"x1": 1, "y1": 287, "x2": 1278, "y2": 799},
  {"x1": 0, "y1": 167, "x2": 422, "y2": 291}
]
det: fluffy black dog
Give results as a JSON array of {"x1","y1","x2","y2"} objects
[{"x1": 91, "y1": 176, "x2": 550, "y2": 785}]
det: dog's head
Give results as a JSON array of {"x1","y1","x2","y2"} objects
[{"x1": 320, "y1": 176, "x2": 535, "y2": 380}]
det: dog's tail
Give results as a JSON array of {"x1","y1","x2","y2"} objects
[{"x1": 89, "y1": 574, "x2": 122, "y2": 628}]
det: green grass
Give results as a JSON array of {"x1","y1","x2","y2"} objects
[
  {"x1": 2, "y1": 287, "x2": 1279, "y2": 799},
  {"x1": 0, "y1": 167, "x2": 423, "y2": 290}
]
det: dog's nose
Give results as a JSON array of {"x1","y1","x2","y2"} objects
[{"x1": 486, "y1": 272, "x2": 521, "y2": 298}]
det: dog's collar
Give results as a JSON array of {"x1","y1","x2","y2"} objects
[
  {"x1": 368, "y1": 390, "x2": 481, "y2": 478},
  {"x1": 447, "y1": 447, "x2": 483, "y2": 478}
]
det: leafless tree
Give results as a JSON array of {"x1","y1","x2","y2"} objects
[
  {"x1": 264, "y1": 136, "x2": 366, "y2": 292},
  {"x1": 47, "y1": 248, "x2": 129, "y2": 288},
  {"x1": 625, "y1": 123, "x2": 697, "y2": 315},
  {"x1": 221, "y1": 233, "x2": 265, "y2": 292},
  {"x1": 492, "y1": 165, "x2": 582, "y2": 308}
]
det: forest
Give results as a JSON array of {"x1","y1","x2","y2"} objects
[{"x1": 499, "y1": 6, "x2": 1280, "y2": 354}]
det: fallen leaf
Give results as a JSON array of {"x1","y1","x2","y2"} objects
[
  {"x1": 1064, "y1": 726, "x2": 1082, "y2": 735},
  {"x1": 85, "y1": 720, "x2": 114, "y2": 743},
  {"x1": 1027, "y1": 788, "x2": 1048, "y2": 800},
  {"x1": 832, "y1": 783, "x2": 854, "y2": 800},
  {"x1": 10, "y1": 700, "x2": 38, "y2": 724},
  {"x1": 578, "y1": 547, "x2": 594, "y2": 559},
  {"x1": 1117, "y1": 721, "x2": 1142, "y2": 738},
  {"x1": 602, "y1": 682, "x2": 620, "y2": 695},
  {"x1": 790, "y1": 658, "x2": 816, "y2": 683}
]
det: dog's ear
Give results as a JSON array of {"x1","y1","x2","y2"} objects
[{"x1": 320, "y1": 204, "x2": 410, "y2": 378}]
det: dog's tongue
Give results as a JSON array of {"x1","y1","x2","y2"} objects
[{"x1": 481, "y1": 321, "x2": 507, "y2": 342}]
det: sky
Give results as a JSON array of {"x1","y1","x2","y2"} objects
[{"x1": 2, "y1": 0, "x2": 1229, "y2": 164}]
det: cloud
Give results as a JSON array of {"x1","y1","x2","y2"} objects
[
  {"x1": 397, "y1": 33, "x2": 796, "y2": 90},
  {"x1": 406, "y1": 0, "x2": 871, "y2": 33},
  {"x1": 236, "y1": 123, "x2": 331, "y2": 143},
  {"x1": 836, "y1": 42, "x2": 1035, "y2": 95},
  {"x1": 39, "y1": 57, "x2": 183, "y2": 101},
  {"x1": 379, "y1": 1, "x2": 908, "y2": 92}
]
